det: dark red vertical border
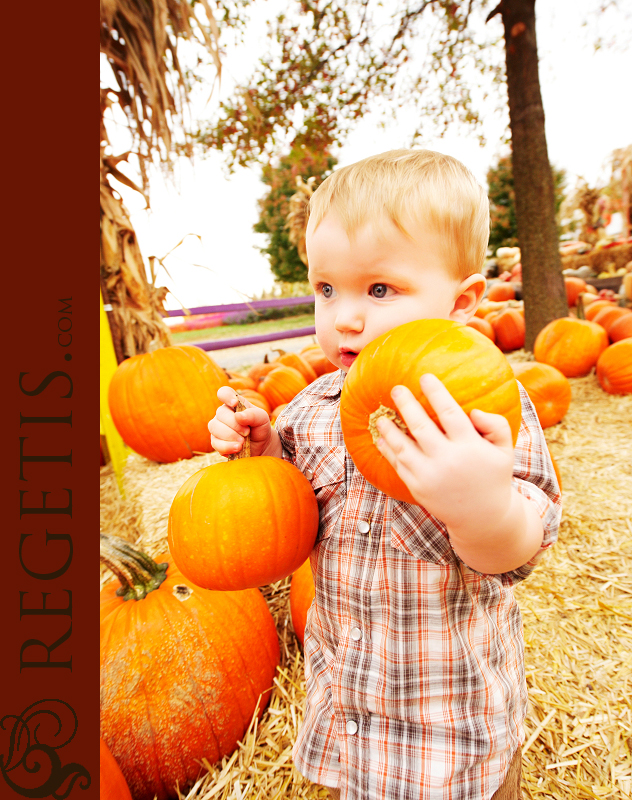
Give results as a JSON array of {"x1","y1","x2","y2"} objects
[{"x1": 0, "y1": 2, "x2": 97, "y2": 798}]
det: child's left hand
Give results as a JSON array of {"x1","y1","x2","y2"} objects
[{"x1": 375, "y1": 373, "x2": 542, "y2": 572}]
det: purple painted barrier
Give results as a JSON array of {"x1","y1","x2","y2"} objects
[
  {"x1": 167, "y1": 295, "x2": 315, "y2": 317},
  {"x1": 194, "y1": 326, "x2": 316, "y2": 351}
]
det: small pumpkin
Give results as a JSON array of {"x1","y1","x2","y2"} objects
[
  {"x1": 340, "y1": 319, "x2": 522, "y2": 504},
  {"x1": 466, "y1": 315, "x2": 495, "y2": 342},
  {"x1": 596, "y1": 339, "x2": 632, "y2": 394},
  {"x1": 486, "y1": 282, "x2": 516, "y2": 302},
  {"x1": 228, "y1": 375, "x2": 257, "y2": 391},
  {"x1": 585, "y1": 299, "x2": 617, "y2": 321},
  {"x1": 100, "y1": 536, "x2": 280, "y2": 800},
  {"x1": 270, "y1": 403, "x2": 288, "y2": 426},
  {"x1": 300, "y1": 343, "x2": 338, "y2": 375},
  {"x1": 511, "y1": 362, "x2": 572, "y2": 428},
  {"x1": 608, "y1": 312, "x2": 632, "y2": 342},
  {"x1": 168, "y1": 410, "x2": 319, "y2": 590},
  {"x1": 272, "y1": 350, "x2": 318, "y2": 383},
  {"x1": 491, "y1": 307, "x2": 525, "y2": 352},
  {"x1": 258, "y1": 365, "x2": 308, "y2": 408},
  {"x1": 533, "y1": 317, "x2": 609, "y2": 377},
  {"x1": 290, "y1": 558, "x2": 315, "y2": 647},
  {"x1": 108, "y1": 345, "x2": 229, "y2": 463},
  {"x1": 591, "y1": 305, "x2": 632, "y2": 338},
  {"x1": 564, "y1": 276, "x2": 588, "y2": 307},
  {"x1": 248, "y1": 358, "x2": 278, "y2": 383},
  {"x1": 100, "y1": 739, "x2": 132, "y2": 800}
]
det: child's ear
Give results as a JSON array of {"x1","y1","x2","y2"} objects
[{"x1": 449, "y1": 274, "x2": 487, "y2": 323}]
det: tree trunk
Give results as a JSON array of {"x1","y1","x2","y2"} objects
[{"x1": 500, "y1": 0, "x2": 568, "y2": 350}]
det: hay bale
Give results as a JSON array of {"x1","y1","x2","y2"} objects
[
  {"x1": 561, "y1": 242, "x2": 632, "y2": 275},
  {"x1": 100, "y1": 360, "x2": 632, "y2": 798}
]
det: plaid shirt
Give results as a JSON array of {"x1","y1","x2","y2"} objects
[{"x1": 276, "y1": 370, "x2": 561, "y2": 800}]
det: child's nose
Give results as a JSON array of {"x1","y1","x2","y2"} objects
[{"x1": 334, "y1": 303, "x2": 364, "y2": 333}]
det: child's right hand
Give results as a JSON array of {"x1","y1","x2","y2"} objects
[{"x1": 209, "y1": 386, "x2": 278, "y2": 458}]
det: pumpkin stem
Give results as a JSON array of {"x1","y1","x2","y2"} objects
[
  {"x1": 100, "y1": 534, "x2": 168, "y2": 601},
  {"x1": 227, "y1": 396, "x2": 251, "y2": 460},
  {"x1": 576, "y1": 293, "x2": 586, "y2": 320},
  {"x1": 367, "y1": 404, "x2": 410, "y2": 445}
]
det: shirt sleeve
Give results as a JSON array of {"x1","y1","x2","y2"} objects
[
  {"x1": 274, "y1": 407, "x2": 297, "y2": 465},
  {"x1": 501, "y1": 382, "x2": 562, "y2": 585}
]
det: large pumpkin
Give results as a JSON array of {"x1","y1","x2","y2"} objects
[
  {"x1": 511, "y1": 362, "x2": 572, "y2": 428},
  {"x1": 596, "y1": 339, "x2": 632, "y2": 394},
  {"x1": 340, "y1": 319, "x2": 522, "y2": 504},
  {"x1": 168, "y1": 449, "x2": 319, "y2": 591},
  {"x1": 100, "y1": 739, "x2": 132, "y2": 800},
  {"x1": 100, "y1": 536, "x2": 280, "y2": 800},
  {"x1": 290, "y1": 558, "x2": 315, "y2": 647},
  {"x1": 533, "y1": 317, "x2": 609, "y2": 377},
  {"x1": 108, "y1": 345, "x2": 228, "y2": 463}
]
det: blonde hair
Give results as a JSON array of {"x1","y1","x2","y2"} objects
[{"x1": 307, "y1": 149, "x2": 490, "y2": 279}]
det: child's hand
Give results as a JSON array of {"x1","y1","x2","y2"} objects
[
  {"x1": 375, "y1": 374, "x2": 543, "y2": 573},
  {"x1": 209, "y1": 386, "x2": 280, "y2": 458}
]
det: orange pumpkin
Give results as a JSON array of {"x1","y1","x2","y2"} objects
[
  {"x1": 609, "y1": 312, "x2": 632, "y2": 342},
  {"x1": 511, "y1": 362, "x2": 572, "y2": 428},
  {"x1": 248, "y1": 359, "x2": 278, "y2": 383},
  {"x1": 533, "y1": 317, "x2": 609, "y2": 377},
  {"x1": 585, "y1": 299, "x2": 617, "y2": 321},
  {"x1": 274, "y1": 351, "x2": 318, "y2": 383},
  {"x1": 466, "y1": 315, "x2": 495, "y2": 342},
  {"x1": 300, "y1": 344, "x2": 338, "y2": 375},
  {"x1": 270, "y1": 403, "x2": 288, "y2": 425},
  {"x1": 236, "y1": 388, "x2": 272, "y2": 414},
  {"x1": 564, "y1": 276, "x2": 588, "y2": 306},
  {"x1": 108, "y1": 345, "x2": 229, "y2": 463},
  {"x1": 100, "y1": 738, "x2": 132, "y2": 800},
  {"x1": 258, "y1": 365, "x2": 308, "y2": 408},
  {"x1": 549, "y1": 452, "x2": 563, "y2": 493},
  {"x1": 340, "y1": 319, "x2": 522, "y2": 504},
  {"x1": 290, "y1": 558, "x2": 315, "y2": 647},
  {"x1": 486, "y1": 282, "x2": 516, "y2": 302},
  {"x1": 100, "y1": 536, "x2": 279, "y2": 800},
  {"x1": 168, "y1": 455, "x2": 319, "y2": 590},
  {"x1": 228, "y1": 375, "x2": 257, "y2": 391},
  {"x1": 591, "y1": 306, "x2": 632, "y2": 338},
  {"x1": 596, "y1": 339, "x2": 632, "y2": 394},
  {"x1": 491, "y1": 308, "x2": 525, "y2": 352}
]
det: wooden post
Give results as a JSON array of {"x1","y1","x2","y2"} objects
[{"x1": 100, "y1": 288, "x2": 129, "y2": 494}]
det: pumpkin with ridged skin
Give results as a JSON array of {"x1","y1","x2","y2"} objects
[
  {"x1": 100, "y1": 536, "x2": 280, "y2": 800},
  {"x1": 511, "y1": 362, "x2": 572, "y2": 428},
  {"x1": 290, "y1": 558, "x2": 315, "y2": 647},
  {"x1": 534, "y1": 317, "x2": 608, "y2": 377},
  {"x1": 592, "y1": 306, "x2": 632, "y2": 339},
  {"x1": 585, "y1": 299, "x2": 617, "y2": 321},
  {"x1": 608, "y1": 312, "x2": 632, "y2": 342},
  {"x1": 168, "y1": 455, "x2": 319, "y2": 590},
  {"x1": 258, "y1": 365, "x2": 308, "y2": 408},
  {"x1": 236, "y1": 388, "x2": 271, "y2": 414},
  {"x1": 466, "y1": 315, "x2": 495, "y2": 342},
  {"x1": 596, "y1": 339, "x2": 632, "y2": 394},
  {"x1": 100, "y1": 739, "x2": 132, "y2": 800},
  {"x1": 273, "y1": 351, "x2": 318, "y2": 383},
  {"x1": 108, "y1": 345, "x2": 228, "y2": 463},
  {"x1": 340, "y1": 319, "x2": 522, "y2": 504}
]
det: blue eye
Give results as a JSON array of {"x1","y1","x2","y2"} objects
[
  {"x1": 371, "y1": 284, "x2": 388, "y2": 298},
  {"x1": 321, "y1": 284, "x2": 333, "y2": 298}
]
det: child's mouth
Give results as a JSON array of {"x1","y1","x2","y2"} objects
[{"x1": 339, "y1": 349, "x2": 358, "y2": 367}]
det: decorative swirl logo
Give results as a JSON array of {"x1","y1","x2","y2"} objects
[{"x1": 0, "y1": 699, "x2": 91, "y2": 798}]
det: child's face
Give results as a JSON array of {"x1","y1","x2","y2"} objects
[{"x1": 307, "y1": 212, "x2": 484, "y2": 372}]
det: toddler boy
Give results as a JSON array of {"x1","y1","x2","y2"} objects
[{"x1": 209, "y1": 149, "x2": 561, "y2": 799}]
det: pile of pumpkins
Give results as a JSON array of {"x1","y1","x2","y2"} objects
[{"x1": 101, "y1": 341, "x2": 334, "y2": 800}]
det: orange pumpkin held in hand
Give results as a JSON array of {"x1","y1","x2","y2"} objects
[
  {"x1": 340, "y1": 319, "x2": 522, "y2": 504},
  {"x1": 100, "y1": 535, "x2": 279, "y2": 800},
  {"x1": 168, "y1": 411, "x2": 319, "y2": 590},
  {"x1": 108, "y1": 345, "x2": 229, "y2": 463},
  {"x1": 511, "y1": 362, "x2": 572, "y2": 428}
]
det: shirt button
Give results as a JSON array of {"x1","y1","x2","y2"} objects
[
  {"x1": 346, "y1": 720, "x2": 358, "y2": 735},
  {"x1": 350, "y1": 627, "x2": 362, "y2": 641},
  {"x1": 357, "y1": 520, "x2": 370, "y2": 534},
  {"x1": 304, "y1": 469, "x2": 314, "y2": 480}
]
